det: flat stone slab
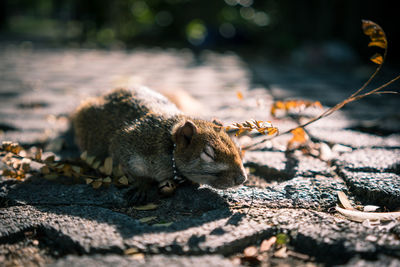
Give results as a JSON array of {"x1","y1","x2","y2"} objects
[
  {"x1": 50, "y1": 255, "x2": 234, "y2": 267},
  {"x1": 338, "y1": 170, "x2": 400, "y2": 209},
  {"x1": 244, "y1": 151, "x2": 333, "y2": 179},
  {"x1": 308, "y1": 128, "x2": 400, "y2": 148},
  {"x1": 224, "y1": 177, "x2": 347, "y2": 210},
  {"x1": 334, "y1": 148, "x2": 400, "y2": 173},
  {"x1": 1, "y1": 204, "x2": 399, "y2": 265},
  {"x1": 0, "y1": 178, "x2": 125, "y2": 207}
]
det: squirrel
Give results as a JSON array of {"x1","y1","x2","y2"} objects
[{"x1": 72, "y1": 86, "x2": 247, "y2": 204}]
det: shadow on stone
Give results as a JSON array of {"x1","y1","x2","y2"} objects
[{"x1": 1, "y1": 175, "x2": 231, "y2": 238}]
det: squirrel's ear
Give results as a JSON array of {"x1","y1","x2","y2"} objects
[{"x1": 174, "y1": 120, "x2": 197, "y2": 148}]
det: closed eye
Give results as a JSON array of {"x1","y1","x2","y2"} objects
[
  {"x1": 201, "y1": 145, "x2": 215, "y2": 162},
  {"x1": 204, "y1": 145, "x2": 215, "y2": 158}
]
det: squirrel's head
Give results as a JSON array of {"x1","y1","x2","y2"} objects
[{"x1": 172, "y1": 119, "x2": 247, "y2": 189}]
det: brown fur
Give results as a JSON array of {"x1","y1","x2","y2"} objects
[{"x1": 72, "y1": 86, "x2": 247, "y2": 203}]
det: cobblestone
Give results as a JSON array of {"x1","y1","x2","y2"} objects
[{"x1": 0, "y1": 47, "x2": 399, "y2": 266}]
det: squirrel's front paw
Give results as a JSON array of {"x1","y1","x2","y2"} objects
[{"x1": 125, "y1": 185, "x2": 159, "y2": 206}]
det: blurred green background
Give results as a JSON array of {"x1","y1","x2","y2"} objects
[{"x1": 0, "y1": 0, "x2": 398, "y2": 65}]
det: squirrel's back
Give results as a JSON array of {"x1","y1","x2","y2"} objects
[{"x1": 72, "y1": 87, "x2": 181, "y2": 158}]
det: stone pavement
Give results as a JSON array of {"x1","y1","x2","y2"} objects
[{"x1": 0, "y1": 46, "x2": 399, "y2": 266}]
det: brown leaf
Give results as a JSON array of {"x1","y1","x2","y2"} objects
[
  {"x1": 103, "y1": 176, "x2": 112, "y2": 183},
  {"x1": 113, "y1": 164, "x2": 125, "y2": 177},
  {"x1": 20, "y1": 158, "x2": 31, "y2": 172},
  {"x1": 86, "y1": 155, "x2": 95, "y2": 166},
  {"x1": 260, "y1": 236, "x2": 277, "y2": 252},
  {"x1": 103, "y1": 157, "x2": 113, "y2": 175},
  {"x1": 362, "y1": 20, "x2": 387, "y2": 49},
  {"x1": 226, "y1": 120, "x2": 278, "y2": 137},
  {"x1": 118, "y1": 176, "x2": 129, "y2": 185},
  {"x1": 236, "y1": 91, "x2": 244, "y2": 100},
  {"x1": 271, "y1": 100, "x2": 323, "y2": 117},
  {"x1": 99, "y1": 166, "x2": 106, "y2": 173},
  {"x1": 85, "y1": 178, "x2": 93, "y2": 184},
  {"x1": 34, "y1": 148, "x2": 42, "y2": 161},
  {"x1": 132, "y1": 203, "x2": 158, "y2": 210},
  {"x1": 287, "y1": 128, "x2": 308, "y2": 149},
  {"x1": 368, "y1": 41, "x2": 387, "y2": 49},
  {"x1": 1, "y1": 141, "x2": 12, "y2": 151},
  {"x1": 370, "y1": 53, "x2": 383, "y2": 65},
  {"x1": 91, "y1": 180, "x2": 102, "y2": 189},
  {"x1": 243, "y1": 246, "x2": 258, "y2": 258},
  {"x1": 10, "y1": 144, "x2": 23, "y2": 155},
  {"x1": 40, "y1": 165, "x2": 51, "y2": 174},
  {"x1": 124, "y1": 248, "x2": 139, "y2": 255},
  {"x1": 44, "y1": 155, "x2": 55, "y2": 163},
  {"x1": 152, "y1": 222, "x2": 173, "y2": 227},
  {"x1": 139, "y1": 216, "x2": 157, "y2": 223},
  {"x1": 337, "y1": 191, "x2": 355, "y2": 210},
  {"x1": 80, "y1": 151, "x2": 88, "y2": 161},
  {"x1": 92, "y1": 160, "x2": 101, "y2": 169},
  {"x1": 71, "y1": 165, "x2": 81, "y2": 174},
  {"x1": 274, "y1": 247, "x2": 288, "y2": 258}
]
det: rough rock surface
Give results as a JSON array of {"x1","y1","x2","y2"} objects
[{"x1": 1, "y1": 47, "x2": 399, "y2": 266}]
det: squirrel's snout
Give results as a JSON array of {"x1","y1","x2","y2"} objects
[
  {"x1": 235, "y1": 168, "x2": 247, "y2": 185},
  {"x1": 235, "y1": 174, "x2": 246, "y2": 185}
]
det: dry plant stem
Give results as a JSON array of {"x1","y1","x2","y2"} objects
[{"x1": 244, "y1": 60, "x2": 400, "y2": 151}]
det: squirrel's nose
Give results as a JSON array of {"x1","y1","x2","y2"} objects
[{"x1": 235, "y1": 169, "x2": 247, "y2": 185}]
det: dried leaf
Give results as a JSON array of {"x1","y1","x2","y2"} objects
[
  {"x1": 86, "y1": 155, "x2": 95, "y2": 166},
  {"x1": 368, "y1": 41, "x2": 387, "y2": 49},
  {"x1": 1, "y1": 141, "x2": 12, "y2": 151},
  {"x1": 370, "y1": 53, "x2": 383, "y2": 65},
  {"x1": 80, "y1": 151, "x2": 88, "y2": 161},
  {"x1": 85, "y1": 178, "x2": 93, "y2": 184},
  {"x1": 271, "y1": 100, "x2": 322, "y2": 117},
  {"x1": 118, "y1": 176, "x2": 129, "y2": 185},
  {"x1": 152, "y1": 222, "x2": 173, "y2": 227},
  {"x1": 10, "y1": 144, "x2": 23, "y2": 155},
  {"x1": 40, "y1": 166, "x2": 51, "y2": 174},
  {"x1": 124, "y1": 248, "x2": 139, "y2": 255},
  {"x1": 225, "y1": 120, "x2": 278, "y2": 137},
  {"x1": 132, "y1": 203, "x2": 158, "y2": 211},
  {"x1": 34, "y1": 148, "x2": 42, "y2": 161},
  {"x1": 362, "y1": 20, "x2": 387, "y2": 49},
  {"x1": 336, "y1": 206, "x2": 400, "y2": 222},
  {"x1": 260, "y1": 236, "x2": 277, "y2": 252},
  {"x1": 4, "y1": 169, "x2": 17, "y2": 178},
  {"x1": 99, "y1": 166, "x2": 106, "y2": 173},
  {"x1": 139, "y1": 216, "x2": 157, "y2": 223},
  {"x1": 92, "y1": 160, "x2": 101, "y2": 169},
  {"x1": 129, "y1": 253, "x2": 145, "y2": 260},
  {"x1": 91, "y1": 180, "x2": 102, "y2": 189},
  {"x1": 113, "y1": 164, "x2": 125, "y2": 177},
  {"x1": 243, "y1": 246, "x2": 258, "y2": 258},
  {"x1": 236, "y1": 91, "x2": 244, "y2": 100},
  {"x1": 103, "y1": 176, "x2": 112, "y2": 183},
  {"x1": 20, "y1": 158, "x2": 31, "y2": 172},
  {"x1": 44, "y1": 155, "x2": 55, "y2": 163},
  {"x1": 287, "y1": 128, "x2": 308, "y2": 149},
  {"x1": 337, "y1": 191, "x2": 355, "y2": 210},
  {"x1": 71, "y1": 165, "x2": 81, "y2": 173},
  {"x1": 274, "y1": 247, "x2": 288, "y2": 258},
  {"x1": 103, "y1": 157, "x2": 113, "y2": 175},
  {"x1": 363, "y1": 205, "x2": 380, "y2": 212}
]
